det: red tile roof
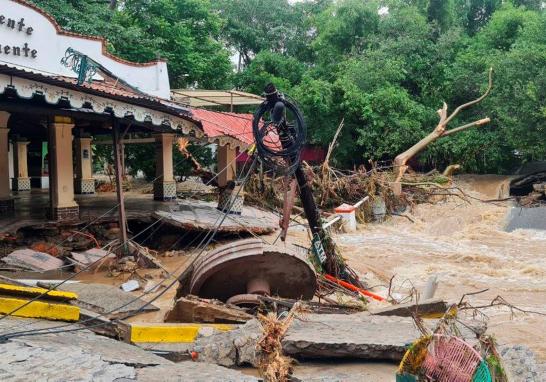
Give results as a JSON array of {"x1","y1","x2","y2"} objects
[{"x1": 189, "y1": 108, "x2": 255, "y2": 145}]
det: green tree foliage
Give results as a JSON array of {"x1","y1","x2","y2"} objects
[
  {"x1": 235, "y1": 0, "x2": 545, "y2": 173},
  {"x1": 236, "y1": 51, "x2": 305, "y2": 95},
  {"x1": 427, "y1": 0, "x2": 455, "y2": 32},
  {"x1": 455, "y1": 0, "x2": 501, "y2": 35},
  {"x1": 31, "y1": 0, "x2": 546, "y2": 174},
  {"x1": 30, "y1": 0, "x2": 231, "y2": 88}
]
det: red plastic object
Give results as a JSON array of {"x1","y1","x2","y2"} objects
[{"x1": 324, "y1": 274, "x2": 385, "y2": 301}]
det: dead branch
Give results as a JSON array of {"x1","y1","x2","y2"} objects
[
  {"x1": 458, "y1": 288, "x2": 489, "y2": 305},
  {"x1": 459, "y1": 295, "x2": 546, "y2": 317},
  {"x1": 394, "y1": 68, "x2": 493, "y2": 185}
]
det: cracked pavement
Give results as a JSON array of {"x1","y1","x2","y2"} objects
[{"x1": 0, "y1": 317, "x2": 258, "y2": 381}]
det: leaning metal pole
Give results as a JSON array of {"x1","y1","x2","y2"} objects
[
  {"x1": 112, "y1": 117, "x2": 129, "y2": 256},
  {"x1": 262, "y1": 85, "x2": 362, "y2": 286}
]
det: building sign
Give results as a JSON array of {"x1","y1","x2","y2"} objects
[
  {"x1": 0, "y1": 14, "x2": 37, "y2": 58},
  {"x1": 0, "y1": 0, "x2": 171, "y2": 99}
]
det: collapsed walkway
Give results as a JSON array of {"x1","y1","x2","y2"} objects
[
  {"x1": 0, "y1": 189, "x2": 278, "y2": 237},
  {"x1": 0, "y1": 317, "x2": 258, "y2": 382}
]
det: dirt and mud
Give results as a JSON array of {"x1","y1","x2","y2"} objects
[{"x1": 69, "y1": 175, "x2": 545, "y2": 381}]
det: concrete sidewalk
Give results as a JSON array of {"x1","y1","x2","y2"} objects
[{"x1": 0, "y1": 317, "x2": 258, "y2": 381}]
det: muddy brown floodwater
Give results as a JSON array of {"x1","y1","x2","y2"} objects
[
  {"x1": 76, "y1": 177, "x2": 544, "y2": 381},
  {"x1": 332, "y1": 181, "x2": 546, "y2": 360}
]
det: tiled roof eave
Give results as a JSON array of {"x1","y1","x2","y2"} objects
[{"x1": 0, "y1": 66, "x2": 202, "y2": 136}]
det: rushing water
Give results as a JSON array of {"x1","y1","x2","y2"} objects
[{"x1": 334, "y1": 179, "x2": 546, "y2": 360}]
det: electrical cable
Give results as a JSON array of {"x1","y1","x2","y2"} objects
[
  {"x1": 0, "y1": 156, "x2": 258, "y2": 341},
  {"x1": 0, "y1": 145, "x2": 249, "y2": 328},
  {"x1": 0, "y1": 149, "x2": 254, "y2": 337},
  {"x1": 0, "y1": 146, "x2": 248, "y2": 333},
  {"x1": 252, "y1": 91, "x2": 306, "y2": 176}
]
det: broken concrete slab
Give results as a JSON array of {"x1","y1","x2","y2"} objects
[
  {"x1": 0, "y1": 296, "x2": 80, "y2": 322},
  {"x1": 135, "y1": 362, "x2": 259, "y2": 382},
  {"x1": 1, "y1": 249, "x2": 64, "y2": 272},
  {"x1": 0, "y1": 283, "x2": 77, "y2": 302},
  {"x1": 282, "y1": 313, "x2": 484, "y2": 361},
  {"x1": 0, "y1": 317, "x2": 258, "y2": 382},
  {"x1": 500, "y1": 344, "x2": 546, "y2": 382},
  {"x1": 505, "y1": 205, "x2": 546, "y2": 231},
  {"x1": 135, "y1": 342, "x2": 194, "y2": 362},
  {"x1": 193, "y1": 319, "x2": 262, "y2": 367},
  {"x1": 164, "y1": 295, "x2": 253, "y2": 324},
  {"x1": 192, "y1": 313, "x2": 486, "y2": 368},
  {"x1": 282, "y1": 314, "x2": 418, "y2": 361},
  {"x1": 78, "y1": 307, "x2": 121, "y2": 338},
  {"x1": 44, "y1": 282, "x2": 159, "y2": 319},
  {"x1": 370, "y1": 299, "x2": 447, "y2": 318},
  {"x1": 69, "y1": 248, "x2": 116, "y2": 272},
  {"x1": 121, "y1": 322, "x2": 235, "y2": 344},
  {"x1": 154, "y1": 199, "x2": 278, "y2": 235}
]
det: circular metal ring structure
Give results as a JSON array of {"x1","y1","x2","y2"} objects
[
  {"x1": 226, "y1": 293, "x2": 262, "y2": 308},
  {"x1": 190, "y1": 239, "x2": 316, "y2": 303}
]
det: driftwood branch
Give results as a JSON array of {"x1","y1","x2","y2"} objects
[{"x1": 393, "y1": 68, "x2": 494, "y2": 185}]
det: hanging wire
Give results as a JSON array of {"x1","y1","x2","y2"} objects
[
  {"x1": 252, "y1": 92, "x2": 306, "y2": 176},
  {"x1": 0, "y1": 147, "x2": 252, "y2": 333},
  {"x1": 0, "y1": 156, "x2": 258, "y2": 341}
]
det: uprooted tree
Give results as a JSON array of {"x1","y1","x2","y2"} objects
[{"x1": 392, "y1": 68, "x2": 494, "y2": 193}]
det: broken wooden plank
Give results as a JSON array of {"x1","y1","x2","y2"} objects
[
  {"x1": 370, "y1": 299, "x2": 448, "y2": 318},
  {"x1": 164, "y1": 295, "x2": 253, "y2": 324}
]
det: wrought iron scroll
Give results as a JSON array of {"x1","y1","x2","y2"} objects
[{"x1": 61, "y1": 48, "x2": 98, "y2": 85}]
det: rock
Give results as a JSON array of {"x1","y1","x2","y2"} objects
[
  {"x1": 500, "y1": 345, "x2": 546, "y2": 382},
  {"x1": 370, "y1": 299, "x2": 447, "y2": 317},
  {"x1": 165, "y1": 295, "x2": 253, "y2": 324},
  {"x1": 121, "y1": 279, "x2": 140, "y2": 292},
  {"x1": 192, "y1": 319, "x2": 262, "y2": 367},
  {"x1": 1, "y1": 249, "x2": 65, "y2": 271}
]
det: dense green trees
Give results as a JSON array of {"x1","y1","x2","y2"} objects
[
  {"x1": 220, "y1": 0, "x2": 545, "y2": 173},
  {"x1": 31, "y1": 0, "x2": 231, "y2": 88},
  {"x1": 32, "y1": 0, "x2": 545, "y2": 174}
]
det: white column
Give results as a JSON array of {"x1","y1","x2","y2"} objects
[
  {"x1": 49, "y1": 116, "x2": 78, "y2": 220},
  {"x1": 74, "y1": 134, "x2": 94, "y2": 194},
  {"x1": 12, "y1": 138, "x2": 30, "y2": 191},
  {"x1": 153, "y1": 132, "x2": 176, "y2": 201}
]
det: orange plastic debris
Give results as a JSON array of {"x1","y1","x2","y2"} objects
[{"x1": 324, "y1": 274, "x2": 385, "y2": 302}]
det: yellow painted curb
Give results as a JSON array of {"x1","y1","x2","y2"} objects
[
  {"x1": 0, "y1": 297, "x2": 80, "y2": 321},
  {"x1": 129, "y1": 323, "x2": 235, "y2": 343},
  {"x1": 0, "y1": 283, "x2": 78, "y2": 301}
]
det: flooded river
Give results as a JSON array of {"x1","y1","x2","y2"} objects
[{"x1": 334, "y1": 179, "x2": 546, "y2": 360}]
